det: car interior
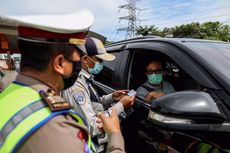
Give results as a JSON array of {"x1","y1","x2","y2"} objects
[
  {"x1": 123, "y1": 49, "x2": 210, "y2": 153},
  {"x1": 129, "y1": 49, "x2": 203, "y2": 92}
]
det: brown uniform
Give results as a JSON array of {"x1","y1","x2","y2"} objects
[{"x1": 15, "y1": 74, "x2": 125, "y2": 153}]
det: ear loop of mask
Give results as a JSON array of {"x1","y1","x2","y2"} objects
[
  {"x1": 87, "y1": 56, "x2": 97, "y2": 63},
  {"x1": 84, "y1": 55, "x2": 92, "y2": 70}
]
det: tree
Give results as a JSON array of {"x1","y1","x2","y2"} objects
[
  {"x1": 162, "y1": 27, "x2": 173, "y2": 37},
  {"x1": 136, "y1": 25, "x2": 164, "y2": 37},
  {"x1": 171, "y1": 22, "x2": 202, "y2": 38},
  {"x1": 200, "y1": 22, "x2": 230, "y2": 41},
  {"x1": 136, "y1": 21, "x2": 230, "y2": 41},
  {"x1": 218, "y1": 24, "x2": 230, "y2": 41}
]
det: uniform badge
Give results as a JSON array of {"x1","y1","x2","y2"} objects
[
  {"x1": 73, "y1": 91, "x2": 86, "y2": 105},
  {"x1": 40, "y1": 89, "x2": 72, "y2": 111}
]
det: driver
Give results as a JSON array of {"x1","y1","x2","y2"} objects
[
  {"x1": 62, "y1": 37, "x2": 135, "y2": 152},
  {"x1": 136, "y1": 60, "x2": 175, "y2": 103}
]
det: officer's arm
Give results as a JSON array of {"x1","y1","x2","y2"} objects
[
  {"x1": 108, "y1": 102, "x2": 124, "y2": 115},
  {"x1": 99, "y1": 93, "x2": 114, "y2": 108},
  {"x1": 98, "y1": 109, "x2": 125, "y2": 153}
]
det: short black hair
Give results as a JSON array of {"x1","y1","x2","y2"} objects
[
  {"x1": 144, "y1": 59, "x2": 161, "y2": 68},
  {"x1": 18, "y1": 39, "x2": 76, "y2": 72}
]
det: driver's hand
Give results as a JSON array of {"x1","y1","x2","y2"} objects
[
  {"x1": 119, "y1": 95, "x2": 135, "y2": 109},
  {"x1": 150, "y1": 91, "x2": 165, "y2": 99}
]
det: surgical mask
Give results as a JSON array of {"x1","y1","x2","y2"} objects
[
  {"x1": 147, "y1": 73, "x2": 163, "y2": 85},
  {"x1": 88, "y1": 62, "x2": 103, "y2": 75},
  {"x1": 63, "y1": 60, "x2": 82, "y2": 90}
]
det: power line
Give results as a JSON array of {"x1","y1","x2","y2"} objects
[
  {"x1": 153, "y1": 13, "x2": 230, "y2": 27},
  {"x1": 143, "y1": 3, "x2": 230, "y2": 15},
  {"x1": 140, "y1": 0, "x2": 212, "y2": 12},
  {"x1": 105, "y1": 10, "x2": 120, "y2": 38},
  {"x1": 143, "y1": 3, "x2": 192, "y2": 12},
  {"x1": 110, "y1": 23, "x2": 125, "y2": 41},
  {"x1": 222, "y1": 18, "x2": 230, "y2": 25},
  {"x1": 142, "y1": 5, "x2": 230, "y2": 22},
  {"x1": 117, "y1": 0, "x2": 141, "y2": 39}
]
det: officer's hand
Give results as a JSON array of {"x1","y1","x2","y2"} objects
[
  {"x1": 120, "y1": 95, "x2": 135, "y2": 109},
  {"x1": 97, "y1": 108, "x2": 120, "y2": 133},
  {"x1": 150, "y1": 91, "x2": 165, "y2": 99},
  {"x1": 112, "y1": 90, "x2": 128, "y2": 101},
  {"x1": 96, "y1": 118, "x2": 103, "y2": 131}
]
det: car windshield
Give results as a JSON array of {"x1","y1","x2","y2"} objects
[{"x1": 183, "y1": 41, "x2": 230, "y2": 81}]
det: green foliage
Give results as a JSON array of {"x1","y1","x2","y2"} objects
[
  {"x1": 106, "y1": 40, "x2": 115, "y2": 45},
  {"x1": 136, "y1": 25, "x2": 165, "y2": 37},
  {"x1": 136, "y1": 21, "x2": 230, "y2": 41}
]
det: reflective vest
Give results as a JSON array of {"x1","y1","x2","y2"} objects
[
  {"x1": 196, "y1": 143, "x2": 230, "y2": 153},
  {"x1": 186, "y1": 141, "x2": 230, "y2": 153},
  {"x1": 0, "y1": 83, "x2": 96, "y2": 153}
]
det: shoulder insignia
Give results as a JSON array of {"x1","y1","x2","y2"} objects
[
  {"x1": 73, "y1": 91, "x2": 86, "y2": 105},
  {"x1": 72, "y1": 86, "x2": 85, "y2": 93},
  {"x1": 69, "y1": 85, "x2": 85, "y2": 94},
  {"x1": 40, "y1": 89, "x2": 72, "y2": 111}
]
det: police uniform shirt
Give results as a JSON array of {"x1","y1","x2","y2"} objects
[
  {"x1": 136, "y1": 81, "x2": 175, "y2": 101},
  {"x1": 62, "y1": 69, "x2": 124, "y2": 137},
  {"x1": 13, "y1": 74, "x2": 88, "y2": 153},
  {"x1": 9, "y1": 74, "x2": 125, "y2": 153}
]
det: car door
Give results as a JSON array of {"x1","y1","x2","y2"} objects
[
  {"x1": 93, "y1": 48, "x2": 128, "y2": 95},
  {"x1": 123, "y1": 40, "x2": 230, "y2": 152}
]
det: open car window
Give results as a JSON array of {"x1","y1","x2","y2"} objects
[{"x1": 129, "y1": 50, "x2": 203, "y2": 92}]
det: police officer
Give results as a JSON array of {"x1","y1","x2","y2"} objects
[
  {"x1": 0, "y1": 67, "x2": 4, "y2": 92},
  {"x1": 62, "y1": 37, "x2": 135, "y2": 152},
  {"x1": 0, "y1": 11, "x2": 125, "y2": 153}
]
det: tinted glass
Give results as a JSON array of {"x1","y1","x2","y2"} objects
[
  {"x1": 183, "y1": 41, "x2": 230, "y2": 81},
  {"x1": 94, "y1": 52, "x2": 122, "y2": 86}
]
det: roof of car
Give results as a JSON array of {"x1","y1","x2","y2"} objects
[
  {"x1": 106, "y1": 36, "x2": 230, "y2": 94},
  {"x1": 106, "y1": 36, "x2": 227, "y2": 49}
]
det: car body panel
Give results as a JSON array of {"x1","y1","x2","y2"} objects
[{"x1": 93, "y1": 37, "x2": 230, "y2": 152}]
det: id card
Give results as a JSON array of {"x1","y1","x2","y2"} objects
[{"x1": 127, "y1": 89, "x2": 137, "y2": 96}]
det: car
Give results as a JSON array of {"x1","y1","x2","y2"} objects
[{"x1": 92, "y1": 36, "x2": 230, "y2": 153}]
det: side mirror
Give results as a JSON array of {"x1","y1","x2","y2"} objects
[{"x1": 148, "y1": 91, "x2": 229, "y2": 132}]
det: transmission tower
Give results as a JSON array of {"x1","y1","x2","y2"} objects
[{"x1": 117, "y1": 0, "x2": 141, "y2": 39}]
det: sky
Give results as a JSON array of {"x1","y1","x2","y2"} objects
[{"x1": 1, "y1": 0, "x2": 230, "y2": 42}]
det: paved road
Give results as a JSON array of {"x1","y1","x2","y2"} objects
[{"x1": 0, "y1": 70, "x2": 18, "y2": 91}]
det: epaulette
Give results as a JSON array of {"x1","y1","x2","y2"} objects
[{"x1": 39, "y1": 89, "x2": 72, "y2": 111}]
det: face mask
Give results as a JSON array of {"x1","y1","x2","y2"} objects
[
  {"x1": 88, "y1": 62, "x2": 103, "y2": 75},
  {"x1": 147, "y1": 73, "x2": 163, "y2": 85},
  {"x1": 63, "y1": 61, "x2": 82, "y2": 90}
]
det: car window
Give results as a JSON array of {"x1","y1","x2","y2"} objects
[
  {"x1": 129, "y1": 50, "x2": 202, "y2": 92},
  {"x1": 94, "y1": 52, "x2": 122, "y2": 86},
  {"x1": 183, "y1": 41, "x2": 230, "y2": 82}
]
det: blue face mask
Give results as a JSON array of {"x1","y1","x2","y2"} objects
[
  {"x1": 88, "y1": 62, "x2": 104, "y2": 75},
  {"x1": 147, "y1": 73, "x2": 163, "y2": 85}
]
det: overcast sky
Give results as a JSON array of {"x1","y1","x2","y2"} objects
[{"x1": 1, "y1": 0, "x2": 230, "y2": 41}]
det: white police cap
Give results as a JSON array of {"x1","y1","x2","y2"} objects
[{"x1": 0, "y1": 9, "x2": 94, "y2": 45}]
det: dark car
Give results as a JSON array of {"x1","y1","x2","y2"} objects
[{"x1": 93, "y1": 36, "x2": 230, "y2": 153}]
